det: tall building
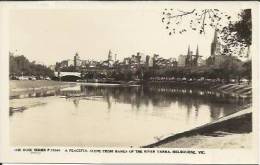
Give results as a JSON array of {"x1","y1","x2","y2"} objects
[
  {"x1": 185, "y1": 45, "x2": 193, "y2": 66},
  {"x1": 102, "y1": 49, "x2": 114, "y2": 68},
  {"x1": 108, "y1": 50, "x2": 113, "y2": 61},
  {"x1": 207, "y1": 29, "x2": 226, "y2": 66},
  {"x1": 178, "y1": 55, "x2": 187, "y2": 67},
  {"x1": 194, "y1": 45, "x2": 204, "y2": 66},
  {"x1": 108, "y1": 49, "x2": 115, "y2": 67},
  {"x1": 181, "y1": 45, "x2": 203, "y2": 67},
  {"x1": 211, "y1": 29, "x2": 222, "y2": 57},
  {"x1": 74, "y1": 52, "x2": 81, "y2": 67},
  {"x1": 146, "y1": 55, "x2": 153, "y2": 67}
]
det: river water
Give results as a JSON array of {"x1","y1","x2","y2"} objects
[{"x1": 9, "y1": 83, "x2": 249, "y2": 147}]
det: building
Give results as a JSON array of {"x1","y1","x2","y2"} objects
[
  {"x1": 197, "y1": 58, "x2": 206, "y2": 66},
  {"x1": 107, "y1": 50, "x2": 115, "y2": 67},
  {"x1": 136, "y1": 52, "x2": 146, "y2": 64},
  {"x1": 59, "y1": 59, "x2": 74, "y2": 68},
  {"x1": 185, "y1": 45, "x2": 202, "y2": 67},
  {"x1": 60, "y1": 60, "x2": 69, "y2": 68},
  {"x1": 146, "y1": 55, "x2": 153, "y2": 67},
  {"x1": 123, "y1": 57, "x2": 131, "y2": 65},
  {"x1": 81, "y1": 60, "x2": 89, "y2": 68},
  {"x1": 178, "y1": 45, "x2": 204, "y2": 67},
  {"x1": 108, "y1": 50, "x2": 113, "y2": 61},
  {"x1": 169, "y1": 58, "x2": 178, "y2": 67},
  {"x1": 211, "y1": 29, "x2": 222, "y2": 57},
  {"x1": 207, "y1": 29, "x2": 227, "y2": 66},
  {"x1": 74, "y1": 52, "x2": 81, "y2": 67},
  {"x1": 178, "y1": 55, "x2": 187, "y2": 67}
]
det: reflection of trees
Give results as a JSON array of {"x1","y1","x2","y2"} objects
[
  {"x1": 73, "y1": 99, "x2": 79, "y2": 108},
  {"x1": 78, "y1": 84, "x2": 250, "y2": 120},
  {"x1": 193, "y1": 100, "x2": 200, "y2": 119},
  {"x1": 106, "y1": 93, "x2": 111, "y2": 110}
]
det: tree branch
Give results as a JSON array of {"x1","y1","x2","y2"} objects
[{"x1": 167, "y1": 9, "x2": 196, "y2": 19}]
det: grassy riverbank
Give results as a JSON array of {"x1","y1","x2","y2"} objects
[
  {"x1": 10, "y1": 80, "x2": 76, "y2": 96},
  {"x1": 10, "y1": 80, "x2": 75, "y2": 91},
  {"x1": 143, "y1": 106, "x2": 252, "y2": 148}
]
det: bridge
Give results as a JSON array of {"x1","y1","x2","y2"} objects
[
  {"x1": 53, "y1": 69, "x2": 115, "y2": 81},
  {"x1": 54, "y1": 72, "x2": 81, "y2": 81},
  {"x1": 54, "y1": 72, "x2": 81, "y2": 78}
]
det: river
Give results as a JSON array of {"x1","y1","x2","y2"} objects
[{"x1": 9, "y1": 83, "x2": 250, "y2": 147}]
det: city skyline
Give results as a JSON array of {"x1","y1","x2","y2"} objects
[{"x1": 9, "y1": 8, "x2": 217, "y2": 66}]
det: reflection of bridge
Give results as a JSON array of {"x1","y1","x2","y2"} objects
[{"x1": 54, "y1": 72, "x2": 81, "y2": 78}]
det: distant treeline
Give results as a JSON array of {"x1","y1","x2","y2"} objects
[
  {"x1": 143, "y1": 56, "x2": 252, "y2": 83},
  {"x1": 9, "y1": 53, "x2": 54, "y2": 78},
  {"x1": 83, "y1": 56, "x2": 251, "y2": 83}
]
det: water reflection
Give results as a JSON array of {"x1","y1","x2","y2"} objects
[
  {"x1": 9, "y1": 84, "x2": 251, "y2": 147},
  {"x1": 11, "y1": 84, "x2": 250, "y2": 121},
  {"x1": 59, "y1": 84, "x2": 248, "y2": 121}
]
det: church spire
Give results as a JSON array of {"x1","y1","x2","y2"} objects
[
  {"x1": 211, "y1": 28, "x2": 219, "y2": 57},
  {"x1": 213, "y1": 28, "x2": 218, "y2": 43},
  {"x1": 196, "y1": 44, "x2": 199, "y2": 56},
  {"x1": 108, "y1": 49, "x2": 112, "y2": 61},
  {"x1": 187, "y1": 45, "x2": 191, "y2": 56}
]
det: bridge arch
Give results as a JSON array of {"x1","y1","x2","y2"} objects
[
  {"x1": 54, "y1": 72, "x2": 81, "y2": 81},
  {"x1": 60, "y1": 75, "x2": 81, "y2": 82}
]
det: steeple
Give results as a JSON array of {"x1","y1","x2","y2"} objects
[
  {"x1": 108, "y1": 49, "x2": 112, "y2": 61},
  {"x1": 187, "y1": 45, "x2": 191, "y2": 56},
  {"x1": 213, "y1": 28, "x2": 218, "y2": 43},
  {"x1": 196, "y1": 44, "x2": 199, "y2": 56},
  {"x1": 211, "y1": 29, "x2": 219, "y2": 56}
]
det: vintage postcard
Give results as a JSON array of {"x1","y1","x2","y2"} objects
[{"x1": 0, "y1": 1, "x2": 259, "y2": 164}]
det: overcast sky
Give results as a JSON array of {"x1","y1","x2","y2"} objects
[{"x1": 8, "y1": 4, "x2": 243, "y2": 66}]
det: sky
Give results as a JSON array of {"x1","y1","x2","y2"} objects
[{"x1": 8, "y1": 5, "x2": 242, "y2": 66}]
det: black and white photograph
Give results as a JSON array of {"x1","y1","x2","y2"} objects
[{"x1": 0, "y1": 1, "x2": 259, "y2": 164}]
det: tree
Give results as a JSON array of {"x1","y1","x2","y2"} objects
[
  {"x1": 242, "y1": 60, "x2": 252, "y2": 83},
  {"x1": 162, "y1": 8, "x2": 252, "y2": 57},
  {"x1": 9, "y1": 52, "x2": 54, "y2": 78},
  {"x1": 162, "y1": 9, "x2": 231, "y2": 35},
  {"x1": 220, "y1": 9, "x2": 252, "y2": 57},
  {"x1": 217, "y1": 56, "x2": 243, "y2": 83}
]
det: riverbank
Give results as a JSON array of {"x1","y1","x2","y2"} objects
[
  {"x1": 148, "y1": 81, "x2": 252, "y2": 99},
  {"x1": 10, "y1": 80, "x2": 76, "y2": 97},
  {"x1": 9, "y1": 80, "x2": 77, "y2": 114},
  {"x1": 143, "y1": 106, "x2": 252, "y2": 148},
  {"x1": 9, "y1": 97, "x2": 48, "y2": 115},
  {"x1": 10, "y1": 80, "x2": 76, "y2": 91},
  {"x1": 211, "y1": 83, "x2": 252, "y2": 98}
]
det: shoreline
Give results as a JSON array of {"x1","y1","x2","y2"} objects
[
  {"x1": 142, "y1": 106, "x2": 252, "y2": 148},
  {"x1": 10, "y1": 80, "x2": 76, "y2": 97}
]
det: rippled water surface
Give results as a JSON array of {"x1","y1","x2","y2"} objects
[{"x1": 10, "y1": 83, "x2": 248, "y2": 147}]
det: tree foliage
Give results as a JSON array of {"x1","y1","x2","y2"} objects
[
  {"x1": 220, "y1": 9, "x2": 252, "y2": 56},
  {"x1": 162, "y1": 9, "x2": 231, "y2": 35},
  {"x1": 9, "y1": 52, "x2": 54, "y2": 78},
  {"x1": 162, "y1": 8, "x2": 252, "y2": 57}
]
